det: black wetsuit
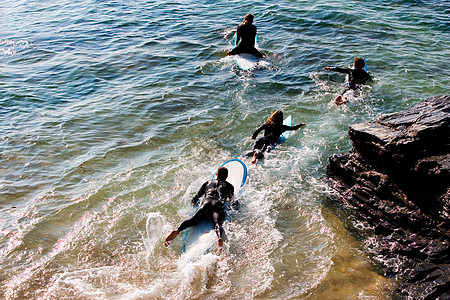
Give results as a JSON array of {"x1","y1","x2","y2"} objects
[
  {"x1": 228, "y1": 23, "x2": 263, "y2": 58},
  {"x1": 177, "y1": 179, "x2": 235, "y2": 239},
  {"x1": 247, "y1": 123, "x2": 304, "y2": 158},
  {"x1": 329, "y1": 67, "x2": 371, "y2": 95}
]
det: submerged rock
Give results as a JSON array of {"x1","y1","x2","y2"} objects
[{"x1": 326, "y1": 95, "x2": 450, "y2": 299}]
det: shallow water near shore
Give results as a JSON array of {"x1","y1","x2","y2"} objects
[{"x1": 1, "y1": 0, "x2": 448, "y2": 299}]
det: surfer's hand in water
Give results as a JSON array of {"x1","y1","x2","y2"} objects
[
  {"x1": 231, "y1": 199, "x2": 240, "y2": 209},
  {"x1": 293, "y1": 123, "x2": 306, "y2": 130}
]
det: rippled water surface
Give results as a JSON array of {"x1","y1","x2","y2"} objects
[{"x1": 1, "y1": 0, "x2": 448, "y2": 299}]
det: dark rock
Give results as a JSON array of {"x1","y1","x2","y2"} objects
[{"x1": 326, "y1": 95, "x2": 450, "y2": 299}]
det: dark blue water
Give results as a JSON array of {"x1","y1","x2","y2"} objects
[{"x1": 1, "y1": 0, "x2": 448, "y2": 298}]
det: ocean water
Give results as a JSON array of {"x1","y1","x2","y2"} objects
[{"x1": 1, "y1": 0, "x2": 448, "y2": 299}]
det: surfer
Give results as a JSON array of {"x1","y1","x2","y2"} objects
[
  {"x1": 164, "y1": 167, "x2": 236, "y2": 249},
  {"x1": 245, "y1": 110, "x2": 306, "y2": 164},
  {"x1": 226, "y1": 14, "x2": 263, "y2": 58},
  {"x1": 324, "y1": 57, "x2": 371, "y2": 105}
]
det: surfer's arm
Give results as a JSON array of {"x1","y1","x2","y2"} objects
[
  {"x1": 362, "y1": 71, "x2": 372, "y2": 83},
  {"x1": 324, "y1": 67, "x2": 350, "y2": 74},
  {"x1": 251, "y1": 124, "x2": 265, "y2": 139},
  {"x1": 230, "y1": 197, "x2": 240, "y2": 209},
  {"x1": 235, "y1": 26, "x2": 243, "y2": 46},
  {"x1": 292, "y1": 123, "x2": 306, "y2": 130},
  {"x1": 228, "y1": 185, "x2": 239, "y2": 209},
  {"x1": 283, "y1": 123, "x2": 305, "y2": 132},
  {"x1": 191, "y1": 181, "x2": 207, "y2": 206}
]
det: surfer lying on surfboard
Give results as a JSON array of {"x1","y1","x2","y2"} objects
[
  {"x1": 324, "y1": 57, "x2": 371, "y2": 105},
  {"x1": 226, "y1": 14, "x2": 263, "y2": 58},
  {"x1": 164, "y1": 167, "x2": 237, "y2": 249},
  {"x1": 245, "y1": 110, "x2": 306, "y2": 164}
]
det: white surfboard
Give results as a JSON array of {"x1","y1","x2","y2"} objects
[
  {"x1": 181, "y1": 159, "x2": 247, "y2": 253},
  {"x1": 235, "y1": 53, "x2": 260, "y2": 70}
]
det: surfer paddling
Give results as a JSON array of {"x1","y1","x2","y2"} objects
[
  {"x1": 324, "y1": 57, "x2": 371, "y2": 105},
  {"x1": 245, "y1": 110, "x2": 305, "y2": 164},
  {"x1": 226, "y1": 14, "x2": 263, "y2": 58},
  {"x1": 164, "y1": 167, "x2": 236, "y2": 249}
]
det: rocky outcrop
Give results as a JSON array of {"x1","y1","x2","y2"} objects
[{"x1": 326, "y1": 95, "x2": 450, "y2": 299}]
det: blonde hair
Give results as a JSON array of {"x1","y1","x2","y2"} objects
[{"x1": 265, "y1": 110, "x2": 283, "y2": 126}]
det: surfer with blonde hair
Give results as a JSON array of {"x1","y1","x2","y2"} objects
[
  {"x1": 246, "y1": 110, "x2": 306, "y2": 164},
  {"x1": 227, "y1": 14, "x2": 263, "y2": 58}
]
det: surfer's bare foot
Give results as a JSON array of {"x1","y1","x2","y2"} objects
[
  {"x1": 334, "y1": 95, "x2": 347, "y2": 105},
  {"x1": 251, "y1": 152, "x2": 257, "y2": 164},
  {"x1": 164, "y1": 229, "x2": 179, "y2": 247},
  {"x1": 218, "y1": 238, "x2": 223, "y2": 248}
]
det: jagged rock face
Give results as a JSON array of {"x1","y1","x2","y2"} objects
[{"x1": 326, "y1": 95, "x2": 450, "y2": 300}]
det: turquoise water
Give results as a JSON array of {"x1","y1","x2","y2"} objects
[{"x1": 1, "y1": 0, "x2": 448, "y2": 299}]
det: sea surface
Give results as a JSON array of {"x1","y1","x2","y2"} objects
[{"x1": 1, "y1": 0, "x2": 449, "y2": 299}]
